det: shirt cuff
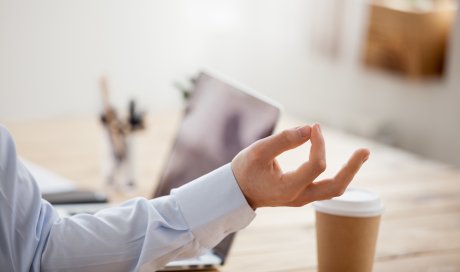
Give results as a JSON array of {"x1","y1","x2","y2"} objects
[{"x1": 171, "y1": 163, "x2": 256, "y2": 248}]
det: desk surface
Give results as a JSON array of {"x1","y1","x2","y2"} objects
[{"x1": 4, "y1": 112, "x2": 460, "y2": 272}]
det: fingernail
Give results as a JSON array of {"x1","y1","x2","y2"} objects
[
  {"x1": 362, "y1": 155, "x2": 369, "y2": 163},
  {"x1": 297, "y1": 125, "x2": 311, "y2": 138}
]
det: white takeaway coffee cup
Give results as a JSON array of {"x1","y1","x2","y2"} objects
[{"x1": 312, "y1": 188, "x2": 384, "y2": 272}]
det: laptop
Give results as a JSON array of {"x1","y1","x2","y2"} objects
[{"x1": 53, "y1": 70, "x2": 281, "y2": 270}]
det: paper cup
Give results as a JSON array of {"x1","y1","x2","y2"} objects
[{"x1": 312, "y1": 188, "x2": 384, "y2": 272}]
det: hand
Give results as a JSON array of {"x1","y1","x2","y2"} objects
[{"x1": 231, "y1": 124, "x2": 370, "y2": 209}]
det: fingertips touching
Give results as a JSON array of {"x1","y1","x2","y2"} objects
[
  {"x1": 308, "y1": 123, "x2": 326, "y2": 173},
  {"x1": 310, "y1": 123, "x2": 325, "y2": 157}
]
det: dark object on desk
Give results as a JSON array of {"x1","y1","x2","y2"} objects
[
  {"x1": 99, "y1": 76, "x2": 145, "y2": 189},
  {"x1": 42, "y1": 190, "x2": 108, "y2": 205}
]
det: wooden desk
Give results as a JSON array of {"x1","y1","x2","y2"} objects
[{"x1": 4, "y1": 113, "x2": 460, "y2": 271}]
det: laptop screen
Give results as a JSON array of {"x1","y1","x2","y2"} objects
[{"x1": 153, "y1": 71, "x2": 280, "y2": 262}]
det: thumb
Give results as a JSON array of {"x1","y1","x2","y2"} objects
[{"x1": 250, "y1": 125, "x2": 312, "y2": 160}]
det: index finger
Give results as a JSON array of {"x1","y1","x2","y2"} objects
[{"x1": 250, "y1": 125, "x2": 312, "y2": 160}]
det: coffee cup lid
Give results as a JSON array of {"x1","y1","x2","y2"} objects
[{"x1": 312, "y1": 187, "x2": 384, "y2": 217}]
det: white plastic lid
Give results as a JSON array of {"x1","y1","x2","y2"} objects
[{"x1": 312, "y1": 188, "x2": 384, "y2": 217}]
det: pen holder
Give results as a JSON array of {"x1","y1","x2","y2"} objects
[{"x1": 103, "y1": 130, "x2": 137, "y2": 191}]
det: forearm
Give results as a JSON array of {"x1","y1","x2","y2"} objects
[
  {"x1": 41, "y1": 197, "x2": 197, "y2": 271},
  {"x1": 41, "y1": 164, "x2": 256, "y2": 272},
  {"x1": 0, "y1": 125, "x2": 255, "y2": 272}
]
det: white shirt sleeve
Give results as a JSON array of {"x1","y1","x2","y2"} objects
[{"x1": 0, "y1": 125, "x2": 256, "y2": 272}]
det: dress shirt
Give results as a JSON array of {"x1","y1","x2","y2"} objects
[{"x1": 0, "y1": 125, "x2": 256, "y2": 271}]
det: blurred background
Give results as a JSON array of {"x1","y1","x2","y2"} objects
[{"x1": 0, "y1": 0, "x2": 459, "y2": 166}]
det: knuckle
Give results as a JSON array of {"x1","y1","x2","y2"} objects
[
  {"x1": 314, "y1": 160, "x2": 327, "y2": 173},
  {"x1": 246, "y1": 147, "x2": 261, "y2": 161},
  {"x1": 333, "y1": 186, "x2": 346, "y2": 197},
  {"x1": 281, "y1": 130, "x2": 296, "y2": 144},
  {"x1": 280, "y1": 130, "x2": 291, "y2": 141}
]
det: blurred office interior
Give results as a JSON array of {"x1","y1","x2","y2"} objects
[{"x1": 0, "y1": 0, "x2": 459, "y2": 166}]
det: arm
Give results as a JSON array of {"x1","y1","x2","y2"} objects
[
  {"x1": 0, "y1": 125, "x2": 255, "y2": 272},
  {"x1": 0, "y1": 123, "x2": 369, "y2": 272}
]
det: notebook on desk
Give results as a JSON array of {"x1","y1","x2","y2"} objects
[{"x1": 50, "y1": 69, "x2": 281, "y2": 270}]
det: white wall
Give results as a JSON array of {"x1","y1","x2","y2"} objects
[
  {"x1": 1, "y1": 0, "x2": 459, "y2": 166},
  {"x1": 0, "y1": 0, "x2": 312, "y2": 119}
]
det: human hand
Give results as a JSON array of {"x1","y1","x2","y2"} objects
[{"x1": 231, "y1": 124, "x2": 370, "y2": 209}]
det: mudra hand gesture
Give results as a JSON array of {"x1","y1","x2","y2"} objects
[{"x1": 232, "y1": 124, "x2": 370, "y2": 209}]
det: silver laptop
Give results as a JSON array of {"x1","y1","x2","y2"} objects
[{"x1": 54, "y1": 70, "x2": 281, "y2": 270}]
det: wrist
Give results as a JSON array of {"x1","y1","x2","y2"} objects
[{"x1": 230, "y1": 160, "x2": 258, "y2": 210}]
